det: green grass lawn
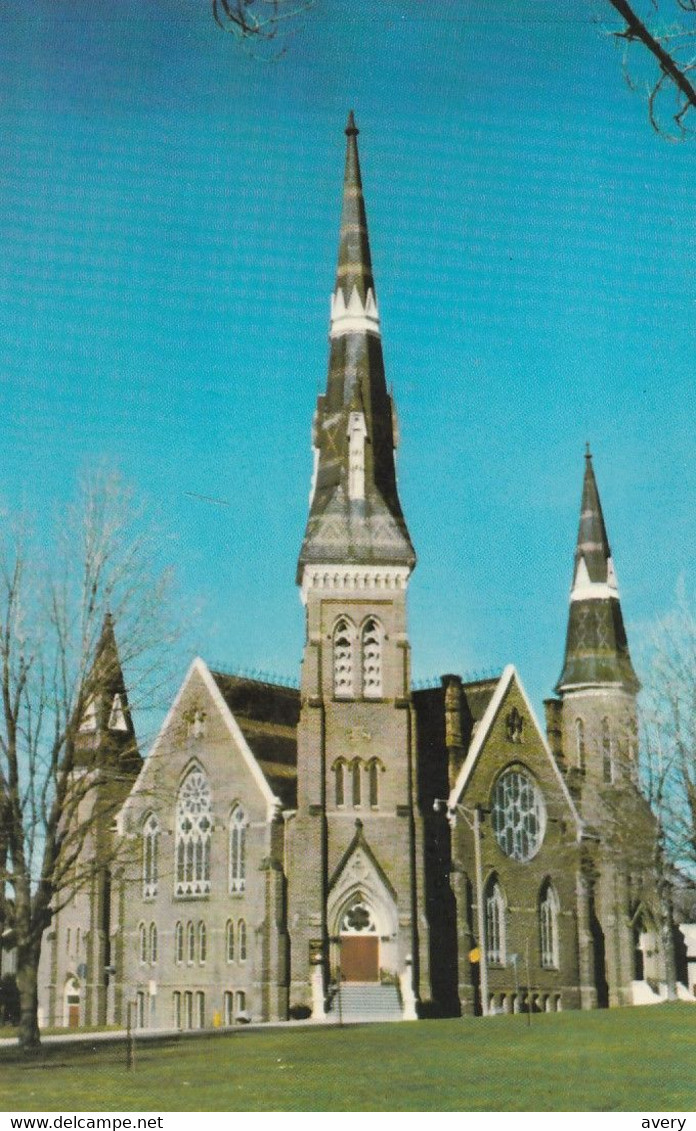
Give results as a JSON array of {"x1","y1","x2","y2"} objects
[{"x1": 1, "y1": 1005, "x2": 694, "y2": 1112}]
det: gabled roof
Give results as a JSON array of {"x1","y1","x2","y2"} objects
[
  {"x1": 328, "y1": 818, "x2": 397, "y2": 903},
  {"x1": 210, "y1": 671, "x2": 299, "y2": 809},
  {"x1": 119, "y1": 658, "x2": 296, "y2": 826},
  {"x1": 448, "y1": 665, "x2": 582, "y2": 837}
]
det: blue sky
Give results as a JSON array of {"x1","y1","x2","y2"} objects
[{"x1": 0, "y1": 0, "x2": 693, "y2": 725}]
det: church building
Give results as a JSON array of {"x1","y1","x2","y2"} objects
[{"x1": 39, "y1": 115, "x2": 677, "y2": 1029}]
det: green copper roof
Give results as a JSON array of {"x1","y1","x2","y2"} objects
[
  {"x1": 556, "y1": 450, "x2": 639, "y2": 694},
  {"x1": 297, "y1": 114, "x2": 415, "y2": 580}
]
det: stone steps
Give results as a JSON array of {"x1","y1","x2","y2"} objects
[{"x1": 329, "y1": 983, "x2": 403, "y2": 1023}]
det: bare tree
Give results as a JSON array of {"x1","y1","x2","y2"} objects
[
  {"x1": 0, "y1": 471, "x2": 176, "y2": 1050},
  {"x1": 640, "y1": 586, "x2": 696, "y2": 875},
  {"x1": 605, "y1": 0, "x2": 696, "y2": 138},
  {"x1": 212, "y1": 0, "x2": 314, "y2": 49}
]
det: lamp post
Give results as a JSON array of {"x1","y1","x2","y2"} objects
[{"x1": 434, "y1": 799, "x2": 489, "y2": 1017}]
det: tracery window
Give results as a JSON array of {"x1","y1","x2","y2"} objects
[
  {"x1": 142, "y1": 813, "x2": 159, "y2": 899},
  {"x1": 186, "y1": 921, "x2": 195, "y2": 964},
  {"x1": 491, "y1": 767, "x2": 546, "y2": 862},
  {"x1": 175, "y1": 769, "x2": 212, "y2": 897},
  {"x1": 226, "y1": 920, "x2": 235, "y2": 963},
  {"x1": 485, "y1": 880, "x2": 506, "y2": 966},
  {"x1": 602, "y1": 718, "x2": 613, "y2": 783},
  {"x1": 361, "y1": 618, "x2": 382, "y2": 698},
  {"x1": 229, "y1": 806, "x2": 247, "y2": 894},
  {"x1": 333, "y1": 618, "x2": 354, "y2": 698},
  {"x1": 198, "y1": 921, "x2": 207, "y2": 965},
  {"x1": 149, "y1": 922, "x2": 158, "y2": 965},
  {"x1": 539, "y1": 883, "x2": 559, "y2": 969},
  {"x1": 575, "y1": 718, "x2": 586, "y2": 772},
  {"x1": 340, "y1": 900, "x2": 377, "y2": 935},
  {"x1": 174, "y1": 922, "x2": 183, "y2": 965},
  {"x1": 238, "y1": 919, "x2": 247, "y2": 962}
]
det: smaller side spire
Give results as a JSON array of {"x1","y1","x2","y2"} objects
[
  {"x1": 556, "y1": 451, "x2": 639, "y2": 694},
  {"x1": 75, "y1": 612, "x2": 140, "y2": 772}
]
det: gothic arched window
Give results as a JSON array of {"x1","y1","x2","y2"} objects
[
  {"x1": 485, "y1": 879, "x2": 506, "y2": 966},
  {"x1": 108, "y1": 693, "x2": 128, "y2": 732},
  {"x1": 575, "y1": 718, "x2": 586, "y2": 772},
  {"x1": 186, "y1": 921, "x2": 195, "y2": 964},
  {"x1": 139, "y1": 922, "x2": 147, "y2": 964},
  {"x1": 142, "y1": 813, "x2": 159, "y2": 899},
  {"x1": 361, "y1": 618, "x2": 382, "y2": 698},
  {"x1": 175, "y1": 768, "x2": 212, "y2": 897},
  {"x1": 333, "y1": 618, "x2": 355, "y2": 698},
  {"x1": 368, "y1": 759, "x2": 381, "y2": 809},
  {"x1": 351, "y1": 759, "x2": 362, "y2": 808},
  {"x1": 602, "y1": 718, "x2": 613, "y2": 783},
  {"x1": 238, "y1": 919, "x2": 248, "y2": 963},
  {"x1": 198, "y1": 921, "x2": 207, "y2": 964},
  {"x1": 229, "y1": 806, "x2": 247, "y2": 894},
  {"x1": 539, "y1": 883, "x2": 560, "y2": 969},
  {"x1": 174, "y1": 922, "x2": 183, "y2": 965},
  {"x1": 333, "y1": 759, "x2": 346, "y2": 807},
  {"x1": 149, "y1": 922, "x2": 158, "y2": 965},
  {"x1": 226, "y1": 920, "x2": 235, "y2": 963}
]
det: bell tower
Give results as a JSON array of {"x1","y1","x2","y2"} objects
[
  {"x1": 287, "y1": 114, "x2": 422, "y2": 1018},
  {"x1": 554, "y1": 448, "x2": 653, "y2": 1007}
]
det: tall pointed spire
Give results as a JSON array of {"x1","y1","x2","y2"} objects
[
  {"x1": 556, "y1": 450, "x2": 639, "y2": 693},
  {"x1": 297, "y1": 115, "x2": 415, "y2": 583},
  {"x1": 333, "y1": 111, "x2": 376, "y2": 314},
  {"x1": 75, "y1": 612, "x2": 140, "y2": 771}
]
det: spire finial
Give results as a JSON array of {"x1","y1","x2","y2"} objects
[
  {"x1": 345, "y1": 110, "x2": 358, "y2": 137},
  {"x1": 585, "y1": 441, "x2": 592, "y2": 460}
]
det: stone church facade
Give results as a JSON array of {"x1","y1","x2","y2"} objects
[{"x1": 39, "y1": 115, "x2": 679, "y2": 1030}]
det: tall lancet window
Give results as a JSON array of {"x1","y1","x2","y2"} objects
[
  {"x1": 539, "y1": 883, "x2": 560, "y2": 969},
  {"x1": 351, "y1": 759, "x2": 362, "y2": 808},
  {"x1": 229, "y1": 806, "x2": 247, "y2": 894},
  {"x1": 175, "y1": 769, "x2": 212, "y2": 897},
  {"x1": 108, "y1": 694, "x2": 128, "y2": 732},
  {"x1": 602, "y1": 718, "x2": 613, "y2": 783},
  {"x1": 347, "y1": 410, "x2": 367, "y2": 501},
  {"x1": 333, "y1": 618, "x2": 355, "y2": 698},
  {"x1": 142, "y1": 813, "x2": 159, "y2": 899},
  {"x1": 361, "y1": 618, "x2": 382, "y2": 698},
  {"x1": 575, "y1": 718, "x2": 586, "y2": 772},
  {"x1": 485, "y1": 879, "x2": 506, "y2": 966}
]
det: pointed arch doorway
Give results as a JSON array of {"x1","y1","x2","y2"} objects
[{"x1": 339, "y1": 899, "x2": 380, "y2": 983}]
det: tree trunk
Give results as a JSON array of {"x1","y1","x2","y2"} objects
[{"x1": 16, "y1": 940, "x2": 42, "y2": 1051}]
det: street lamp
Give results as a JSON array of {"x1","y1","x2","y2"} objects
[{"x1": 434, "y1": 798, "x2": 489, "y2": 1017}]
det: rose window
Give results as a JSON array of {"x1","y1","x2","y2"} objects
[
  {"x1": 491, "y1": 767, "x2": 546, "y2": 862},
  {"x1": 340, "y1": 901, "x2": 376, "y2": 934}
]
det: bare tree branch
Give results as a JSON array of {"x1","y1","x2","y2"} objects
[
  {"x1": 0, "y1": 471, "x2": 178, "y2": 1050},
  {"x1": 606, "y1": 0, "x2": 696, "y2": 136}
]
